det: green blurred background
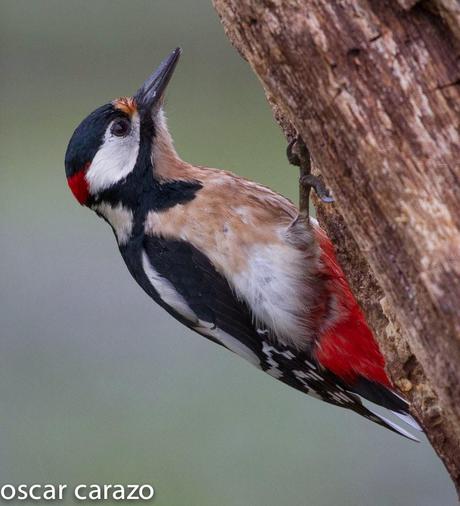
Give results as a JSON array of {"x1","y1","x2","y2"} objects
[{"x1": 1, "y1": 1, "x2": 456, "y2": 505}]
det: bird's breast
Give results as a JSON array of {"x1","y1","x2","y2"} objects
[{"x1": 143, "y1": 184, "x2": 321, "y2": 349}]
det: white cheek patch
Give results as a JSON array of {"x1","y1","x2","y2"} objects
[{"x1": 86, "y1": 113, "x2": 140, "y2": 193}]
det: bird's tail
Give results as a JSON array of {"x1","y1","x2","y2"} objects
[
  {"x1": 348, "y1": 376, "x2": 422, "y2": 441},
  {"x1": 346, "y1": 377, "x2": 422, "y2": 441},
  {"x1": 360, "y1": 404, "x2": 421, "y2": 442}
]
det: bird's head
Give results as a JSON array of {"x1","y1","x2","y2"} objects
[{"x1": 64, "y1": 48, "x2": 181, "y2": 207}]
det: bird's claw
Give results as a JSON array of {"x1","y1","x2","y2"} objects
[
  {"x1": 300, "y1": 174, "x2": 335, "y2": 203},
  {"x1": 287, "y1": 137, "x2": 334, "y2": 204}
]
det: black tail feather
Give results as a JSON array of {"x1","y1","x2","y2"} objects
[
  {"x1": 350, "y1": 376, "x2": 408, "y2": 413},
  {"x1": 349, "y1": 376, "x2": 423, "y2": 435}
]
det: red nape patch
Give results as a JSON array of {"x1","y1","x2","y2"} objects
[{"x1": 67, "y1": 165, "x2": 90, "y2": 205}]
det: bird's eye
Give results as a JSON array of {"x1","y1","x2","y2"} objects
[{"x1": 111, "y1": 118, "x2": 131, "y2": 137}]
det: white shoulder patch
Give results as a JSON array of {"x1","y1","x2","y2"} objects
[
  {"x1": 141, "y1": 251, "x2": 200, "y2": 324},
  {"x1": 142, "y1": 249, "x2": 260, "y2": 367},
  {"x1": 199, "y1": 327, "x2": 261, "y2": 368}
]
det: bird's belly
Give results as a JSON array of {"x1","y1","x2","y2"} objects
[
  {"x1": 228, "y1": 241, "x2": 315, "y2": 349},
  {"x1": 144, "y1": 208, "x2": 316, "y2": 349}
]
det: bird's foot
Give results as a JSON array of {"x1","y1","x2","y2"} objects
[
  {"x1": 300, "y1": 174, "x2": 334, "y2": 203},
  {"x1": 287, "y1": 137, "x2": 334, "y2": 204}
]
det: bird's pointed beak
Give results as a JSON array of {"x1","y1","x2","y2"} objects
[{"x1": 135, "y1": 47, "x2": 182, "y2": 115}]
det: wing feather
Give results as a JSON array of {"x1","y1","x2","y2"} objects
[{"x1": 140, "y1": 233, "x2": 418, "y2": 441}]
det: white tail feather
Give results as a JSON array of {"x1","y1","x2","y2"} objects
[
  {"x1": 392, "y1": 411, "x2": 423, "y2": 431},
  {"x1": 368, "y1": 408, "x2": 420, "y2": 442}
]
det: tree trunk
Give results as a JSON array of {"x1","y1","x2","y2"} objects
[{"x1": 212, "y1": 0, "x2": 460, "y2": 491}]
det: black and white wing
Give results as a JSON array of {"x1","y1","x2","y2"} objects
[
  {"x1": 137, "y1": 235, "x2": 263, "y2": 364},
  {"x1": 132, "y1": 235, "x2": 419, "y2": 441}
]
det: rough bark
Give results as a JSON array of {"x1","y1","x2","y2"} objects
[{"x1": 212, "y1": 0, "x2": 460, "y2": 491}]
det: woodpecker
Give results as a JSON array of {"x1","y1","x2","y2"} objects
[{"x1": 65, "y1": 48, "x2": 421, "y2": 440}]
